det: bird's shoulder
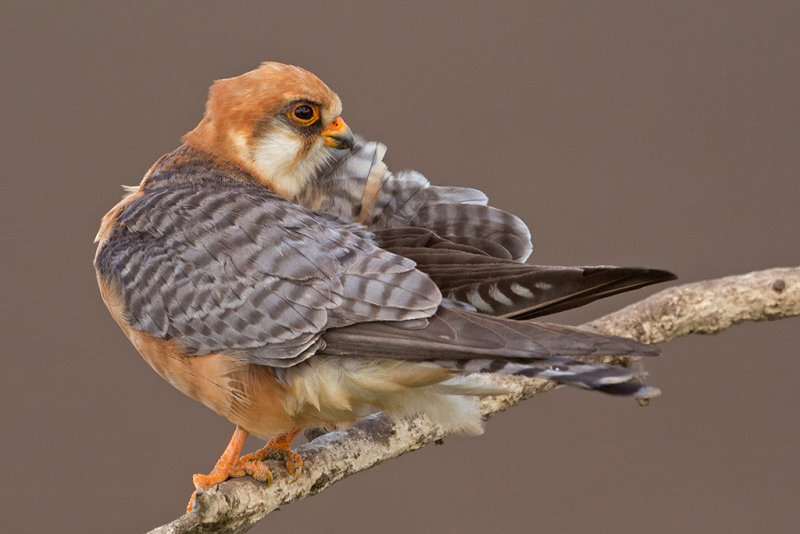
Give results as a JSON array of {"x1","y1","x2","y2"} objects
[{"x1": 97, "y1": 145, "x2": 371, "y2": 255}]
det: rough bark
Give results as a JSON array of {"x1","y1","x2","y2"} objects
[{"x1": 148, "y1": 267, "x2": 800, "y2": 534}]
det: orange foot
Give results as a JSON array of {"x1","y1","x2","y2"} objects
[
  {"x1": 186, "y1": 426, "x2": 303, "y2": 513},
  {"x1": 241, "y1": 428, "x2": 303, "y2": 483}
]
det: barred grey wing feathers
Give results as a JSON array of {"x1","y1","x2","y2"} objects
[
  {"x1": 96, "y1": 176, "x2": 440, "y2": 366},
  {"x1": 94, "y1": 147, "x2": 668, "y2": 398},
  {"x1": 304, "y1": 138, "x2": 533, "y2": 261}
]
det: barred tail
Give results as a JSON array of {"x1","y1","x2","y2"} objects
[{"x1": 436, "y1": 357, "x2": 659, "y2": 400}]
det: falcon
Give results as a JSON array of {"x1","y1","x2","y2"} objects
[{"x1": 94, "y1": 62, "x2": 674, "y2": 512}]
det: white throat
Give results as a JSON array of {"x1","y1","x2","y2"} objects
[{"x1": 249, "y1": 128, "x2": 332, "y2": 199}]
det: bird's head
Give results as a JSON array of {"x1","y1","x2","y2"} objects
[{"x1": 182, "y1": 61, "x2": 353, "y2": 199}]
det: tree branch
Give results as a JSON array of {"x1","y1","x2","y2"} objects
[
  {"x1": 148, "y1": 267, "x2": 800, "y2": 534},
  {"x1": 583, "y1": 267, "x2": 800, "y2": 342}
]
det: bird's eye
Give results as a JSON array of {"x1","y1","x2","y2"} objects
[{"x1": 289, "y1": 103, "x2": 319, "y2": 126}]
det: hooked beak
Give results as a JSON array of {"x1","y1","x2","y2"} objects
[{"x1": 321, "y1": 116, "x2": 354, "y2": 150}]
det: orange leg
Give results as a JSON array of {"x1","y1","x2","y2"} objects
[
  {"x1": 240, "y1": 428, "x2": 303, "y2": 482},
  {"x1": 187, "y1": 426, "x2": 248, "y2": 512},
  {"x1": 186, "y1": 427, "x2": 304, "y2": 513}
]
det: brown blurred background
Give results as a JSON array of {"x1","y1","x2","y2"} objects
[{"x1": 2, "y1": 2, "x2": 798, "y2": 533}]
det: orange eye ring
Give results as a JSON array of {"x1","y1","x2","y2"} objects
[{"x1": 288, "y1": 102, "x2": 319, "y2": 126}]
